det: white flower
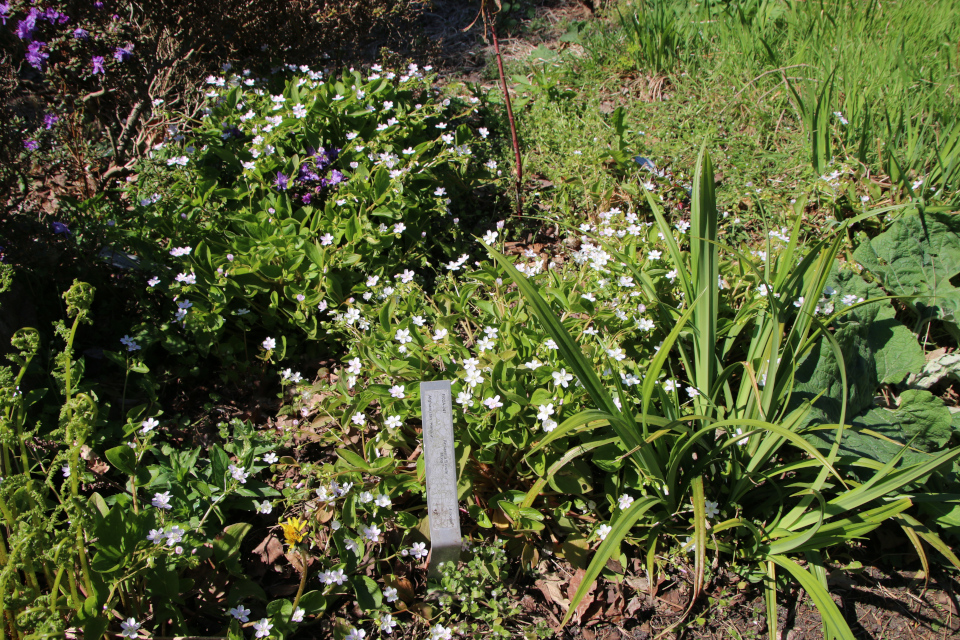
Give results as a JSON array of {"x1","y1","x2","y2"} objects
[
  {"x1": 410, "y1": 542, "x2": 428, "y2": 559},
  {"x1": 397, "y1": 269, "x2": 415, "y2": 283},
  {"x1": 432, "y1": 328, "x2": 448, "y2": 341},
  {"x1": 482, "y1": 230, "x2": 498, "y2": 244},
  {"x1": 345, "y1": 538, "x2": 360, "y2": 555},
  {"x1": 647, "y1": 249, "x2": 662, "y2": 260},
  {"x1": 147, "y1": 528, "x2": 164, "y2": 544},
  {"x1": 704, "y1": 500, "x2": 719, "y2": 519},
  {"x1": 545, "y1": 339, "x2": 558, "y2": 350},
  {"x1": 384, "y1": 586, "x2": 399, "y2": 602},
  {"x1": 537, "y1": 404, "x2": 555, "y2": 422},
  {"x1": 483, "y1": 395, "x2": 504, "y2": 409},
  {"x1": 394, "y1": 328, "x2": 412, "y2": 345},
  {"x1": 346, "y1": 357, "x2": 362, "y2": 375},
  {"x1": 120, "y1": 617, "x2": 141, "y2": 638},
  {"x1": 367, "y1": 275, "x2": 380, "y2": 287},
  {"x1": 456, "y1": 389, "x2": 473, "y2": 405},
  {"x1": 412, "y1": 315, "x2": 426, "y2": 327},
  {"x1": 606, "y1": 347, "x2": 626, "y2": 361},
  {"x1": 637, "y1": 318, "x2": 655, "y2": 332},
  {"x1": 735, "y1": 427, "x2": 748, "y2": 446},
  {"x1": 380, "y1": 613, "x2": 397, "y2": 634},
  {"x1": 262, "y1": 337, "x2": 276, "y2": 350},
  {"x1": 662, "y1": 379, "x2": 677, "y2": 392},
  {"x1": 596, "y1": 524, "x2": 612, "y2": 541},
  {"x1": 140, "y1": 417, "x2": 159, "y2": 434},
  {"x1": 666, "y1": 269, "x2": 678, "y2": 282},
  {"x1": 429, "y1": 624, "x2": 453, "y2": 640},
  {"x1": 618, "y1": 494, "x2": 634, "y2": 510},
  {"x1": 228, "y1": 605, "x2": 250, "y2": 622},
  {"x1": 542, "y1": 418, "x2": 558, "y2": 432},
  {"x1": 62, "y1": 464, "x2": 70, "y2": 477},
  {"x1": 345, "y1": 628, "x2": 366, "y2": 640},
  {"x1": 389, "y1": 385, "x2": 405, "y2": 399},
  {"x1": 253, "y1": 618, "x2": 273, "y2": 638},
  {"x1": 393, "y1": 222, "x2": 406, "y2": 234},
  {"x1": 147, "y1": 276, "x2": 160, "y2": 287},
  {"x1": 686, "y1": 386, "x2": 700, "y2": 398},
  {"x1": 257, "y1": 501, "x2": 273, "y2": 514},
  {"x1": 479, "y1": 127, "x2": 489, "y2": 138},
  {"x1": 552, "y1": 369, "x2": 574, "y2": 388},
  {"x1": 152, "y1": 491, "x2": 172, "y2": 510},
  {"x1": 525, "y1": 359, "x2": 543, "y2": 370},
  {"x1": 476, "y1": 336, "x2": 495, "y2": 352},
  {"x1": 363, "y1": 524, "x2": 381, "y2": 541},
  {"x1": 464, "y1": 368, "x2": 483, "y2": 388},
  {"x1": 321, "y1": 233, "x2": 334, "y2": 246},
  {"x1": 375, "y1": 494, "x2": 392, "y2": 508},
  {"x1": 385, "y1": 415, "x2": 402, "y2": 429},
  {"x1": 291, "y1": 607, "x2": 305, "y2": 622}
]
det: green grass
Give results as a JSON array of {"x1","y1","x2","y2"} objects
[{"x1": 483, "y1": 0, "x2": 960, "y2": 224}]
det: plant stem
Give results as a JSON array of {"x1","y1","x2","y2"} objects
[
  {"x1": 289, "y1": 546, "x2": 309, "y2": 622},
  {"x1": 485, "y1": 4, "x2": 524, "y2": 218}
]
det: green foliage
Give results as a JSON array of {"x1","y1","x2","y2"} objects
[
  {"x1": 110, "y1": 65, "x2": 499, "y2": 365},
  {"x1": 853, "y1": 211, "x2": 960, "y2": 336}
]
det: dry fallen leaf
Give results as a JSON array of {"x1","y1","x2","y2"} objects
[
  {"x1": 567, "y1": 568, "x2": 597, "y2": 624},
  {"x1": 536, "y1": 573, "x2": 571, "y2": 610},
  {"x1": 252, "y1": 534, "x2": 284, "y2": 565}
]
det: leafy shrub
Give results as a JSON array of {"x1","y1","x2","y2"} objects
[{"x1": 106, "y1": 64, "x2": 499, "y2": 369}]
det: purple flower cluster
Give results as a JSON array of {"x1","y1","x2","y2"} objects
[
  {"x1": 297, "y1": 147, "x2": 343, "y2": 188},
  {"x1": 0, "y1": 3, "x2": 9, "y2": 26},
  {"x1": 26, "y1": 41, "x2": 49, "y2": 70},
  {"x1": 24, "y1": 139, "x2": 39, "y2": 151}
]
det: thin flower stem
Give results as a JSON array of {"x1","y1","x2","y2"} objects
[{"x1": 289, "y1": 546, "x2": 309, "y2": 622}]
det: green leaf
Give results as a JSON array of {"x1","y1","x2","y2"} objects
[
  {"x1": 853, "y1": 211, "x2": 960, "y2": 334},
  {"x1": 351, "y1": 575, "x2": 382, "y2": 611},
  {"x1": 105, "y1": 445, "x2": 136, "y2": 476},
  {"x1": 791, "y1": 266, "x2": 924, "y2": 431},
  {"x1": 770, "y1": 555, "x2": 855, "y2": 640},
  {"x1": 213, "y1": 523, "x2": 253, "y2": 576}
]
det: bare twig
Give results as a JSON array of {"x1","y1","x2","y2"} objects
[{"x1": 484, "y1": 3, "x2": 524, "y2": 218}]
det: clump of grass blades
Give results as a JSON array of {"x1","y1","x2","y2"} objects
[{"x1": 490, "y1": 145, "x2": 960, "y2": 640}]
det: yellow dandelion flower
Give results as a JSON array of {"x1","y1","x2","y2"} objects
[{"x1": 281, "y1": 517, "x2": 307, "y2": 546}]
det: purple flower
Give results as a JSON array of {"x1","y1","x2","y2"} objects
[
  {"x1": 113, "y1": 45, "x2": 132, "y2": 62},
  {"x1": 23, "y1": 139, "x2": 39, "y2": 151},
  {"x1": 302, "y1": 194, "x2": 311, "y2": 204},
  {"x1": 91, "y1": 56, "x2": 105, "y2": 75},
  {"x1": 94, "y1": 1, "x2": 104, "y2": 8},
  {"x1": 0, "y1": 3, "x2": 10, "y2": 26},
  {"x1": 325, "y1": 169, "x2": 344, "y2": 187},
  {"x1": 274, "y1": 171, "x2": 289, "y2": 190},
  {"x1": 44, "y1": 8, "x2": 64, "y2": 23},
  {"x1": 25, "y1": 41, "x2": 48, "y2": 71},
  {"x1": 73, "y1": 27, "x2": 88, "y2": 39},
  {"x1": 44, "y1": 114, "x2": 58, "y2": 130},
  {"x1": 16, "y1": 11, "x2": 38, "y2": 40},
  {"x1": 52, "y1": 222, "x2": 70, "y2": 235}
]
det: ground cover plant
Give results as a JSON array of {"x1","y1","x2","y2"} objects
[{"x1": 2, "y1": 0, "x2": 960, "y2": 639}]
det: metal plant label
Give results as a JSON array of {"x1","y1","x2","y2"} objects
[{"x1": 419, "y1": 380, "x2": 462, "y2": 577}]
